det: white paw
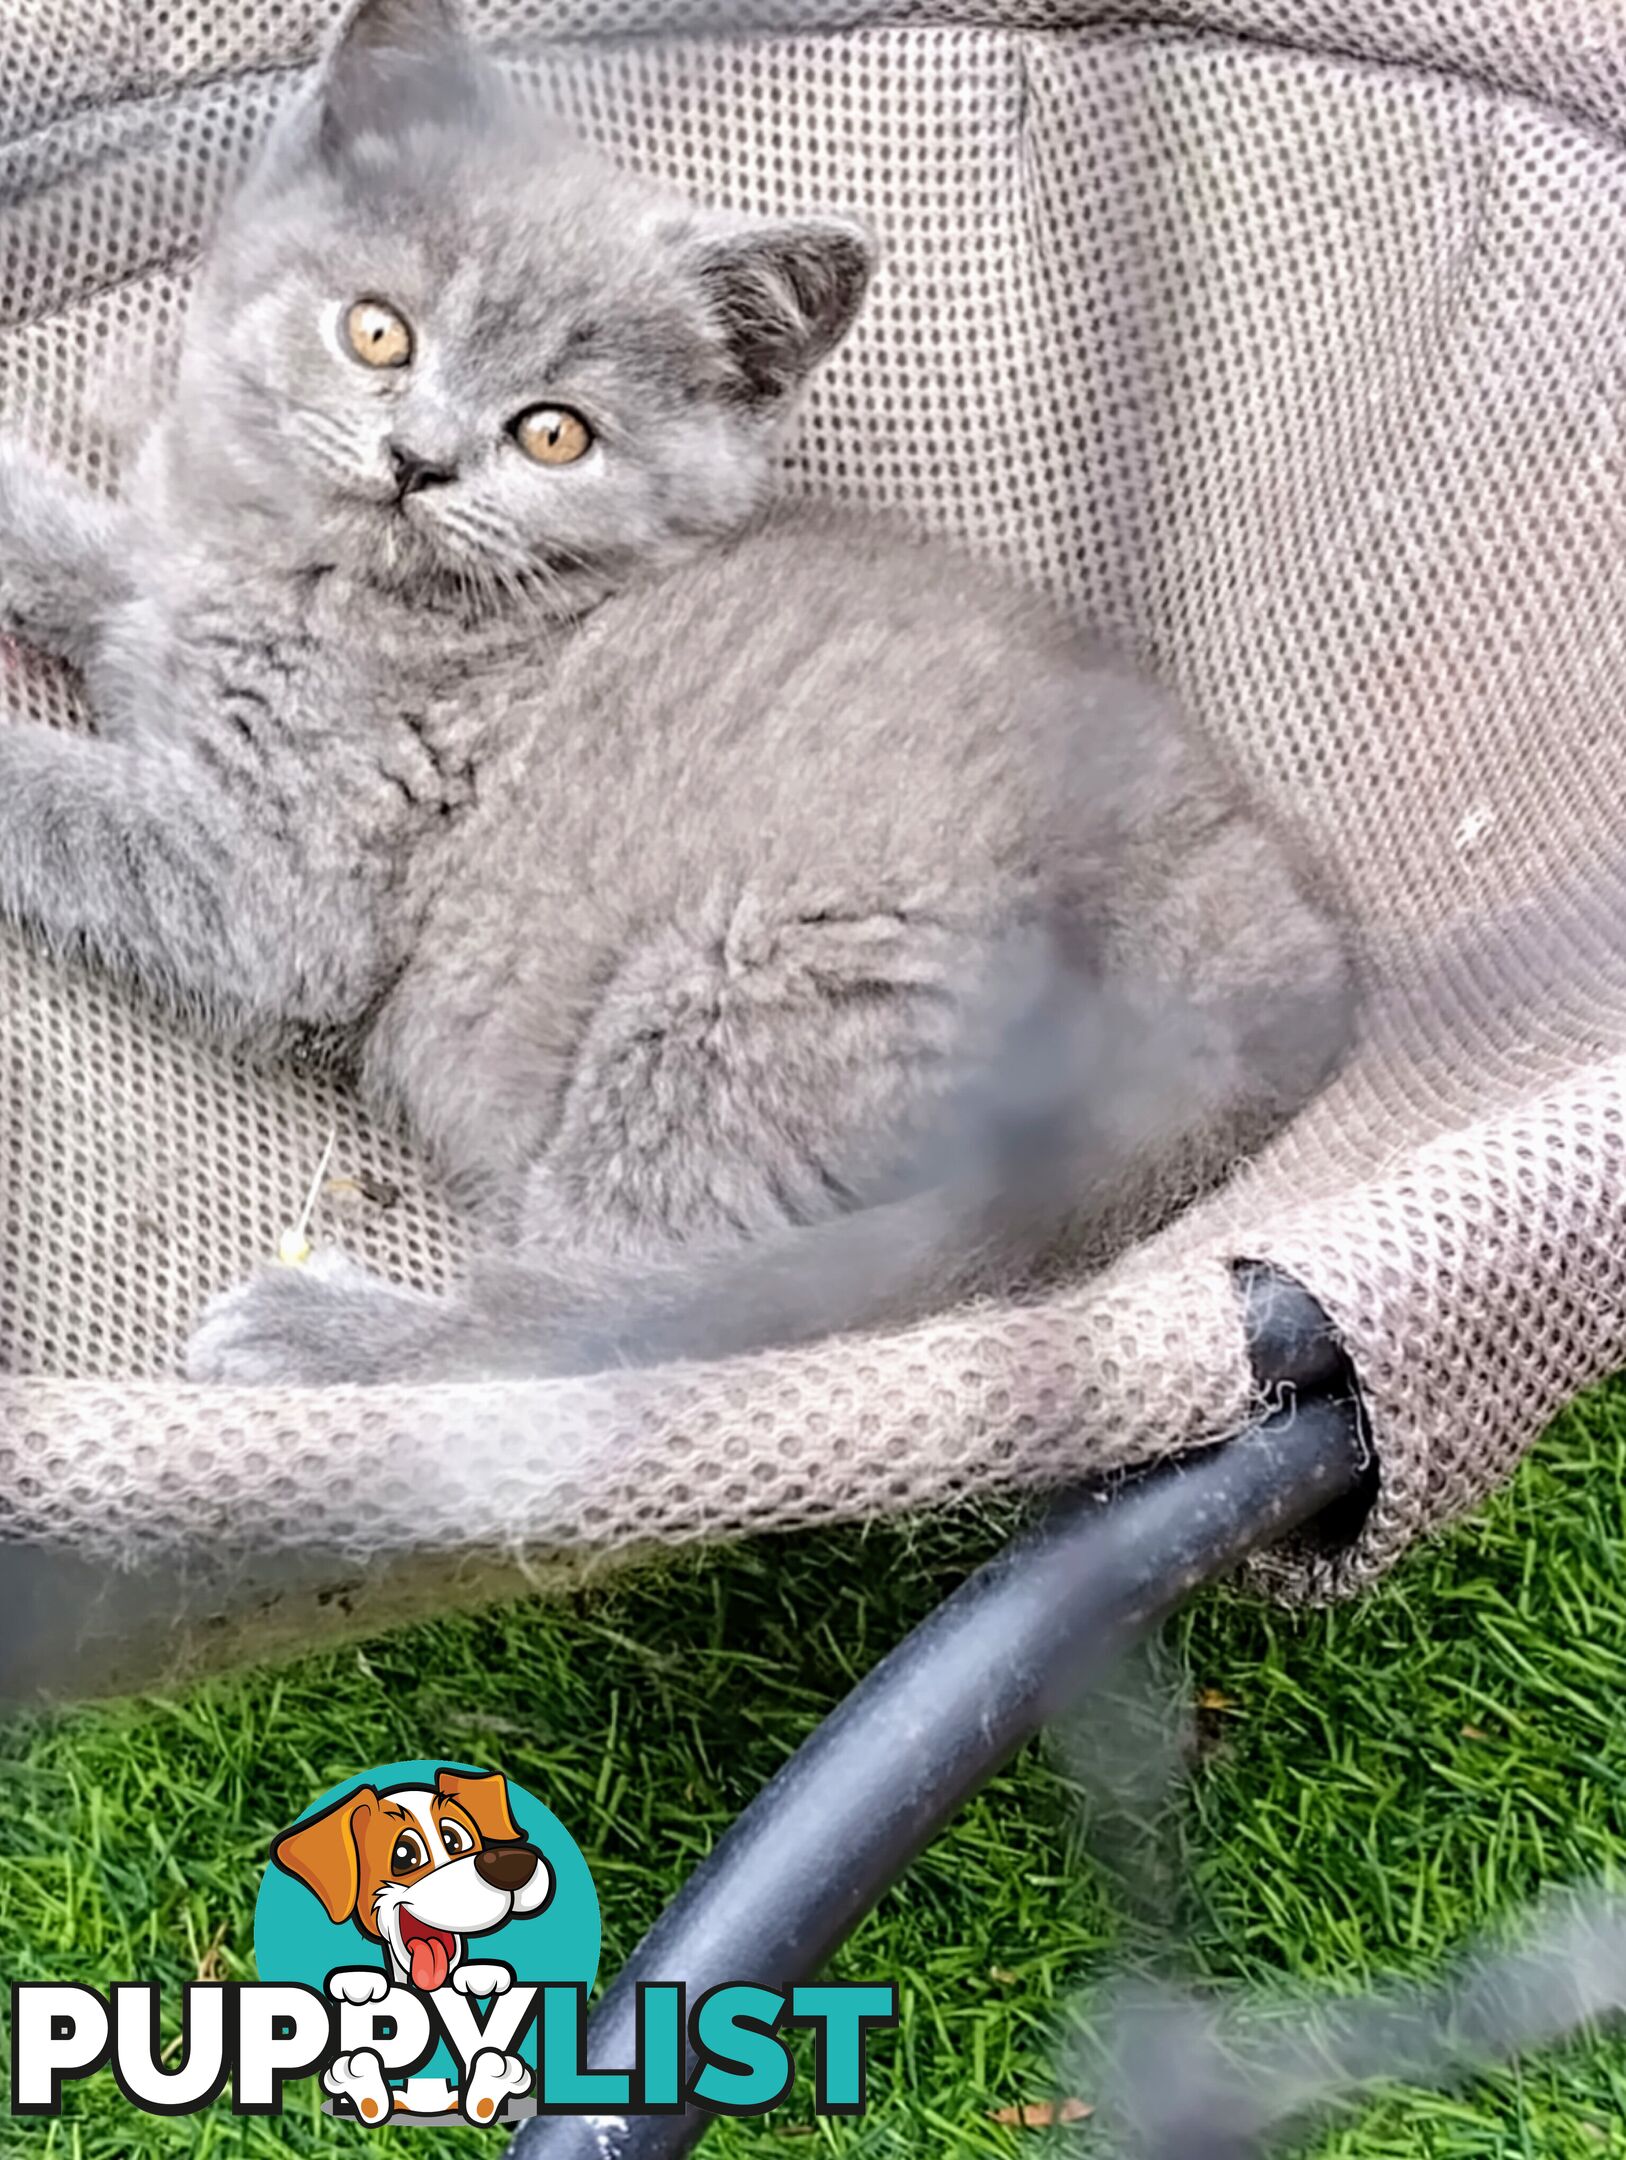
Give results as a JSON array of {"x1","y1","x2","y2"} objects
[
  {"x1": 451, "y1": 1960, "x2": 513, "y2": 1998},
  {"x1": 327, "y1": 1967, "x2": 391, "y2": 2006},
  {"x1": 324, "y1": 2045, "x2": 394, "y2": 2123},
  {"x1": 462, "y1": 2046, "x2": 530, "y2": 2124}
]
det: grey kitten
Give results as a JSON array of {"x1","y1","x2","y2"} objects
[{"x1": 0, "y1": 0, "x2": 1354, "y2": 1386}]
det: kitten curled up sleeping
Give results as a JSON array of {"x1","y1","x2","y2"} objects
[{"x1": 0, "y1": 0, "x2": 1355, "y2": 1387}]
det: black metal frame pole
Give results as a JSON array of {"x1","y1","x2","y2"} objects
[{"x1": 509, "y1": 1266, "x2": 1370, "y2": 2158}]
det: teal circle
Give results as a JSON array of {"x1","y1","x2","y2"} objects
[{"x1": 254, "y1": 1757, "x2": 599, "y2": 2083}]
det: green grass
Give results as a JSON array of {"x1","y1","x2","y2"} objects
[{"x1": 2, "y1": 1378, "x2": 1624, "y2": 2156}]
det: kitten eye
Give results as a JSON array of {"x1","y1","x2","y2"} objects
[
  {"x1": 512, "y1": 406, "x2": 593, "y2": 467},
  {"x1": 345, "y1": 298, "x2": 413, "y2": 370}
]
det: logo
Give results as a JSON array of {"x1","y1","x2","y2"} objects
[
  {"x1": 256, "y1": 1757, "x2": 598, "y2": 2124},
  {"x1": 11, "y1": 1757, "x2": 896, "y2": 2127}
]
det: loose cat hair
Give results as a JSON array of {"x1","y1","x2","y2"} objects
[{"x1": 0, "y1": 0, "x2": 1356, "y2": 1386}]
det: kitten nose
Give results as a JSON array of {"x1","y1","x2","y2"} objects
[{"x1": 389, "y1": 441, "x2": 456, "y2": 497}]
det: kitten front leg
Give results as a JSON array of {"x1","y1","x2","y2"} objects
[
  {"x1": 0, "y1": 724, "x2": 243, "y2": 1012},
  {"x1": 0, "y1": 443, "x2": 129, "y2": 666}
]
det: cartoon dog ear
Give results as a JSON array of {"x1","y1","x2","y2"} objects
[
  {"x1": 272, "y1": 1786, "x2": 379, "y2": 1924},
  {"x1": 436, "y1": 1767, "x2": 522, "y2": 1845}
]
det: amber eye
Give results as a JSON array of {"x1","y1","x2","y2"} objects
[
  {"x1": 440, "y1": 1820, "x2": 473, "y2": 1857},
  {"x1": 345, "y1": 298, "x2": 413, "y2": 370},
  {"x1": 513, "y1": 405, "x2": 593, "y2": 466},
  {"x1": 390, "y1": 1830, "x2": 429, "y2": 1875}
]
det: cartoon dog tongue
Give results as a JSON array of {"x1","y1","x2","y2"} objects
[{"x1": 405, "y1": 1925, "x2": 453, "y2": 1992}]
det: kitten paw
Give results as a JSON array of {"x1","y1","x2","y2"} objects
[{"x1": 186, "y1": 1251, "x2": 434, "y2": 1386}]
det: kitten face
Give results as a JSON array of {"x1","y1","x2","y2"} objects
[{"x1": 173, "y1": 0, "x2": 872, "y2": 618}]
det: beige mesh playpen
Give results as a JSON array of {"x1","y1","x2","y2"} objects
[{"x1": 2, "y1": 0, "x2": 1624, "y2": 1716}]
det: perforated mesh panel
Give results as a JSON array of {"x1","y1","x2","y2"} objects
[{"x1": 3, "y1": 1, "x2": 1625, "y2": 1692}]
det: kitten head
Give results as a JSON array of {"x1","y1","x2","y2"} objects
[{"x1": 172, "y1": 0, "x2": 872, "y2": 616}]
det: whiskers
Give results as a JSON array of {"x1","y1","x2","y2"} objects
[
  {"x1": 423, "y1": 500, "x2": 598, "y2": 625},
  {"x1": 283, "y1": 403, "x2": 385, "y2": 497}
]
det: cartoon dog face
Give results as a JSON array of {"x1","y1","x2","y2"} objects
[{"x1": 273, "y1": 1768, "x2": 554, "y2": 1990}]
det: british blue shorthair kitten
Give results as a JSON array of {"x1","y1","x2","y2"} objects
[{"x1": 0, "y1": 0, "x2": 1354, "y2": 1382}]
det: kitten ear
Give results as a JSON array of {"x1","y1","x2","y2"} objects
[
  {"x1": 317, "y1": 0, "x2": 475, "y2": 160},
  {"x1": 694, "y1": 218, "x2": 874, "y2": 407},
  {"x1": 331, "y1": 0, "x2": 462, "y2": 65}
]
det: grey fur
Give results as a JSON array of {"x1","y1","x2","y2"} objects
[{"x1": 0, "y1": 0, "x2": 1355, "y2": 1386}]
